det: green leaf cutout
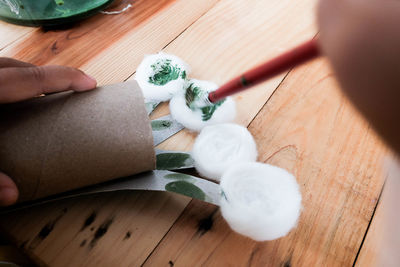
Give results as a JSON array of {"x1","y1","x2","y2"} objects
[
  {"x1": 151, "y1": 120, "x2": 172, "y2": 131},
  {"x1": 165, "y1": 181, "x2": 206, "y2": 201},
  {"x1": 156, "y1": 153, "x2": 194, "y2": 170},
  {"x1": 163, "y1": 173, "x2": 195, "y2": 181}
]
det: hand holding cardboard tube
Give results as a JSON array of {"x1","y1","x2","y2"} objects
[
  {"x1": 0, "y1": 63, "x2": 156, "y2": 205},
  {"x1": 0, "y1": 58, "x2": 97, "y2": 206}
]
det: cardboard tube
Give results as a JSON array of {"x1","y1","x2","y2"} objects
[{"x1": 0, "y1": 81, "x2": 155, "y2": 202}]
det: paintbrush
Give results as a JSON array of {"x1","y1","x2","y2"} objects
[{"x1": 196, "y1": 38, "x2": 320, "y2": 107}]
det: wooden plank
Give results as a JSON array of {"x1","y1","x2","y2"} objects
[
  {"x1": 0, "y1": 20, "x2": 34, "y2": 51},
  {"x1": 1, "y1": 191, "x2": 190, "y2": 267},
  {"x1": 143, "y1": 58, "x2": 387, "y2": 266}
]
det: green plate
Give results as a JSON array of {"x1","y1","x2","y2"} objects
[{"x1": 0, "y1": 0, "x2": 114, "y2": 27}]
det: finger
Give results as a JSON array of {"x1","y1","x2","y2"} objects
[
  {"x1": 0, "y1": 172, "x2": 18, "y2": 206},
  {"x1": 0, "y1": 57, "x2": 35, "y2": 68},
  {"x1": 0, "y1": 65, "x2": 97, "y2": 103}
]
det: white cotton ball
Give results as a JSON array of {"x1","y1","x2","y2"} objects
[
  {"x1": 169, "y1": 79, "x2": 236, "y2": 131},
  {"x1": 192, "y1": 123, "x2": 257, "y2": 181},
  {"x1": 135, "y1": 52, "x2": 190, "y2": 101},
  {"x1": 220, "y1": 162, "x2": 302, "y2": 241}
]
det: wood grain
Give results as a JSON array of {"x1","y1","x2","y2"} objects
[
  {"x1": 354, "y1": 193, "x2": 383, "y2": 267},
  {"x1": 144, "y1": 59, "x2": 388, "y2": 266},
  {"x1": 1, "y1": 191, "x2": 190, "y2": 266},
  {"x1": 0, "y1": 20, "x2": 34, "y2": 51}
]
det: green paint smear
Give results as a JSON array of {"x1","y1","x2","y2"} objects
[
  {"x1": 157, "y1": 153, "x2": 194, "y2": 170},
  {"x1": 185, "y1": 83, "x2": 225, "y2": 121},
  {"x1": 181, "y1": 70, "x2": 187, "y2": 79},
  {"x1": 151, "y1": 120, "x2": 172, "y2": 131},
  {"x1": 165, "y1": 181, "x2": 206, "y2": 201},
  {"x1": 185, "y1": 83, "x2": 203, "y2": 108},
  {"x1": 221, "y1": 190, "x2": 228, "y2": 201},
  {"x1": 148, "y1": 59, "x2": 184, "y2": 86},
  {"x1": 200, "y1": 100, "x2": 224, "y2": 121},
  {"x1": 164, "y1": 173, "x2": 195, "y2": 181}
]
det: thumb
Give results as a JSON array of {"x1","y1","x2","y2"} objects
[
  {"x1": 0, "y1": 65, "x2": 97, "y2": 104},
  {"x1": 0, "y1": 172, "x2": 18, "y2": 206}
]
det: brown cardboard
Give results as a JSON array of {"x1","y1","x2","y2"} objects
[{"x1": 0, "y1": 81, "x2": 155, "y2": 202}]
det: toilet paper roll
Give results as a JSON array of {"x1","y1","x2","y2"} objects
[{"x1": 0, "y1": 81, "x2": 155, "y2": 202}]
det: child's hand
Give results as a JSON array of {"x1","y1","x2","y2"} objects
[
  {"x1": 0, "y1": 57, "x2": 97, "y2": 206},
  {"x1": 317, "y1": 0, "x2": 400, "y2": 154}
]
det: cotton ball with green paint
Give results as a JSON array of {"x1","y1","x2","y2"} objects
[
  {"x1": 135, "y1": 52, "x2": 190, "y2": 101},
  {"x1": 220, "y1": 162, "x2": 302, "y2": 241},
  {"x1": 169, "y1": 79, "x2": 236, "y2": 131},
  {"x1": 192, "y1": 123, "x2": 257, "y2": 181}
]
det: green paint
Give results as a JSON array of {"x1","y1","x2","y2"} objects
[
  {"x1": 185, "y1": 83, "x2": 204, "y2": 109},
  {"x1": 164, "y1": 173, "x2": 194, "y2": 181},
  {"x1": 240, "y1": 76, "x2": 249, "y2": 86},
  {"x1": 157, "y1": 153, "x2": 194, "y2": 170},
  {"x1": 185, "y1": 83, "x2": 225, "y2": 121},
  {"x1": 200, "y1": 99, "x2": 225, "y2": 121},
  {"x1": 181, "y1": 70, "x2": 187, "y2": 79},
  {"x1": 0, "y1": 0, "x2": 113, "y2": 27},
  {"x1": 151, "y1": 120, "x2": 172, "y2": 131},
  {"x1": 165, "y1": 181, "x2": 206, "y2": 201},
  {"x1": 148, "y1": 59, "x2": 184, "y2": 86},
  {"x1": 221, "y1": 190, "x2": 228, "y2": 201}
]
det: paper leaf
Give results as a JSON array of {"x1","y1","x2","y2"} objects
[
  {"x1": 165, "y1": 181, "x2": 206, "y2": 201},
  {"x1": 156, "y1": 152, "x2": 195, "y2": 170}
]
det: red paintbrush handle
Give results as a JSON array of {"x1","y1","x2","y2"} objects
[{"x1": 208, "y1": 38, "x2": 320, "y2": 103}]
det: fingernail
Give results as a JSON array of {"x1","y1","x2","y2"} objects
[
  {"x1": 78, "y1": 74, "x2": 97, "y2": 91},
  {"x1": 0, "y1": 187, "x2": 18, "y2": 206},
  {"x1": 86, "y1": 74, "x2": 96, "y2": 83},
  {"x1": 85, "y1": 74, "x2": 97, "y2": 86}
]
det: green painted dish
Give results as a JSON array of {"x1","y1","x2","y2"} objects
[{"x1": 0, "y1": 0, "x2": 114, "y2": 27}]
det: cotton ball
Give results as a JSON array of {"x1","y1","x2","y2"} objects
[
  {"x1": 169, "y1": 79, "x2": 236, "y2": 131},
  {"x1": 135, "y1": 52, "x2": 190, "y2": 101},
  {"x1": 192, "y1": 123, "x2": 257, "y2": 181},
  {"x1": 220, "y1": 162, "x2": 302, "y2": 241}
]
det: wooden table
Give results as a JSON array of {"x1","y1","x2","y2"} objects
[{"x1": 0, "y1": 0, "x2": 388, "y2": 266}]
